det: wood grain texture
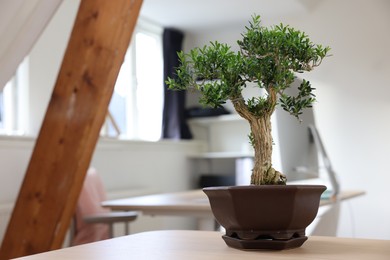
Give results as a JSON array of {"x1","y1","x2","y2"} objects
[
  {"x1": 0, "y1": 0, "x2": 142, "y2": 258},
  {"x1": 14, "y1": 231, "x2": 390, "y2": 260}
]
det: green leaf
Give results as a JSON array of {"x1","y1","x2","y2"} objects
[{"x1": 167, "y1": 14, "x2": 329, "y2": 120}]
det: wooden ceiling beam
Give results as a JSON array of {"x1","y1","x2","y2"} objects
[{"x1": 0, "y1": 0, "x2": 142, "y2": 258}]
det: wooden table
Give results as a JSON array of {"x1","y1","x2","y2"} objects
[
  {"x1": 15, "y1": 230, "x2": 390, "y2": 259},
  {"x1": 102, "y1": 189, "x2": 365, "y2": 230}
]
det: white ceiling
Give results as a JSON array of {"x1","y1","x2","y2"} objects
[
  {"x1": 0, "y1": 0, "x2": 62, "y2": 90},
  {"x1": 139, "y1": 0, "x2": 319, "y2": 33}
]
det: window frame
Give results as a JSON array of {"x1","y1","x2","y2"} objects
[{"x1": 107, "y1": 19, "x2": 164, "y2": 141}]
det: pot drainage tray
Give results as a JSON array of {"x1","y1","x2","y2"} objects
[{"x1": 222, "y1": 235, "x2": 308, "y2": 250}]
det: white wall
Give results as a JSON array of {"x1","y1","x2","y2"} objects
[
  {"x1": 294, "y1": 0, "x2": 390, "y2": 240},
  {"x1": 185, "y1": 0, "x2": 390, "y2": 239}
]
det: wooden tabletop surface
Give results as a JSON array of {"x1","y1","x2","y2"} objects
[{"x1": 15, "y1": 230, "x2": 390, "y2": 260}]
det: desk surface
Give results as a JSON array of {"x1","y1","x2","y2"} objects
[
  {"x1": 103, "y1": 189, "x2": 212, "y2": 217},
  {"x1": 102, "y1": 189, "x2": 365, "y2": 217},
  {"x1": 16, "y1": 230, "x2": 389, "y2": 260}
]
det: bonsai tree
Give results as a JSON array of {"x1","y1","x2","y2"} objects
[{"x1": 166, "y1": 15, "x2": 330, "y2": 185}]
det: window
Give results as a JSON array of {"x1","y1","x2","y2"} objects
[
  {"x1": 105, "y1": 20, "x2": 164, "y2": 141},
  {"x1": 1, "y1": 21, "x2": 163, "y2": 140},
  {"x1": 0, "y1": 58, "x2": 28, "y2": 135},
  {"x1": 0, "y1": 79, "x2": 19, "y2": 134}
]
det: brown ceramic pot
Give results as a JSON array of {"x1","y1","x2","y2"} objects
[{"x1": 203, "y1": 185, "x2": 326, "y2": 250}]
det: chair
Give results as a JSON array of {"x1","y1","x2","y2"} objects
[{"x1": 71, "y1": 168, "x2": 138, "y2": 246}]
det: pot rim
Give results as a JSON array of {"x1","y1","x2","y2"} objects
[{"x1": 203, "y1": 184, "x2": 327, "y2": 191}]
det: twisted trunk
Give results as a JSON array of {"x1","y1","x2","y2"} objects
[
  {"x1": 232, "y1": 96, "x2": 286, "y2": 185},
  {"x1": 249, "y1": 116, "x2": 286, "y2": 184}
]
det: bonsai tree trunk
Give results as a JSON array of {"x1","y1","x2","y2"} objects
[
  {"x1": 233, "y1": 96, "x2": 286, "y2": 185},
  {"x1": 249, "y1": 116, "x2": 285, "y2": 185}
]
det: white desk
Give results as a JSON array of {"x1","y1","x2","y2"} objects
[
  {"x1": 16, "y1": 230, "x2": 390, "y2": 260},
  {"x1": 103, "y1": 189, "x2": 213, "y2": 217},
  {"x1": 102, "y1": 189, "x2": 365, "y2": 230}
]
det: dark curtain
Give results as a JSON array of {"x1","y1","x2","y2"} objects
[{"x1": 162, "y1": 28, "x2": 192, "y2": 139}]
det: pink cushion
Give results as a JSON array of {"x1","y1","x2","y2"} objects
[{"x1": 71, "y1": 168, "x2": 110, "y2": 246}]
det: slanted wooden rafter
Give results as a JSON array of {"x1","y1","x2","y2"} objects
[{"x1": 0, "y1": 0, "x2": 142, "y2": 258}]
